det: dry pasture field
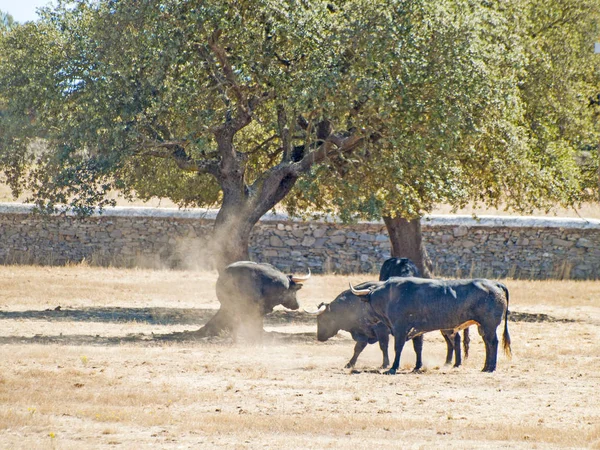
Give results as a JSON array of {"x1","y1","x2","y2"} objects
[{"x1": 0, "y1": 265, "x2": 599, "y2": 449}]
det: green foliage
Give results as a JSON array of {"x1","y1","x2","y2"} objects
[
  {"x1": 0, "y1": 0, "x2": 367, "y2": 212},
  {"x1": 0, "y1": 0, "x2": 598, "y2": 220},
  {"x1": 285, "y1": 0, "x2": 600, "y2": 221},
  {"x1": 515, "y1": 0, "x2": 600, "y2": 206}
]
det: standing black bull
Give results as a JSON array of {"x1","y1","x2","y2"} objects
[
  {"x1": 380, "y1": 257, "x2": 470, "y2": 367},
  {"x1": 196, "y1": 261, "x2": 310, "y2": 340},
  {"x1": 308, "y1": 281, "x2": 407, "y2": 369},
  {"x1": 309, "y1": 257, "x2": 465, "y2": 369},
  {"x1": 350, "y1": 277, "x2": 511, "y2": 373}
]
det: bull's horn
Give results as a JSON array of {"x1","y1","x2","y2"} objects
[
  {"x1": 303, "y1": 303, "x2": 327, "y2": 315},
  {"x1": 291, "y1": 268, "x2": 311, "y2": 283},
  {"x1": 349, "y1": 282, "x2": 371, "y2": 296}
]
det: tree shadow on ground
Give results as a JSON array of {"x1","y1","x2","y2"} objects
[
  {"x1": 0, "y1": 307, "x2": 318, "y2": 346},
  {"x1": 507, "y1": 311, "x2": 576, "y2": 323},
  {"x1": 0, "y1": 307, "x2": 316, "y2": 325},
  {"x1": 0, "y1": 329, "x2": 317, "y2": 346},
  {"x1": 0, "y1": 307, "x2": 574, "y2": 347}
]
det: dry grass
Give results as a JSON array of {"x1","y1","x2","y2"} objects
[{"x1": 0, "y1": 265, "x2": 599, "y2": 449}]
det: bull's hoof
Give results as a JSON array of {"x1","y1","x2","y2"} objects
[
  {"x1": 381, "y1": 363, "x2": 389, "y2": 369},
  {"x1": 383, "y1": 368, "x2": 397, "y2": 375},
  {"x1": 412, "y1": 367, "x2": 424, "y2": 374},
  {"x1": 481, "y1": 366, "x2": 496, "y2": 373},
  {"x1": 344, "y1": 362, "x2": 355, "y2": 369}
]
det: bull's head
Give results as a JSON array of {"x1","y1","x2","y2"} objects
[
  {"x1": 304, "y1": 301, "x2": 342, "y2": 342},
  {"x1": 281, "y1": 269, "x2": 311, "y2": 310}
]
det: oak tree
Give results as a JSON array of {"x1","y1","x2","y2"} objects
[
  {"x1": 0, "y1": 0, "x2": 384, "y2": 269},
  {"x1": 285, "y1": 0, "x2": 600, "y2": 276}
]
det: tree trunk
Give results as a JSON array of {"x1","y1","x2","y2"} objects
[
  {"x1": 196, "y1": 169, "x2": 300, "y2": 338},
  {"x1": 210, "y1": 206, "x2": 254, "y2": 272},
  {"x1": 382, "y1": 215, "x2": 433, "y2": 278}
]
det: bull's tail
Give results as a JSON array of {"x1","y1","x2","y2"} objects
[{"x1": 496, "y1": 282, "x2": 512, "y2": 359}]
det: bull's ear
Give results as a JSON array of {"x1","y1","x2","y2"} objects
[{"x1": 289, "y1": 281, "x2": 303, "y2": 291}]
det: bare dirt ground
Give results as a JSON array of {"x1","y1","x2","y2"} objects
[{"x1": 0, "y1": 265, "x2": 599, "y2": 449}]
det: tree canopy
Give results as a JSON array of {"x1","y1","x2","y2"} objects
[
  {"x1": 1, "y1": 0, "x2": 599, "y2": 268},
  {"x1": 1, "y1": 0, "x2": 377, "y2": 212},
  {"x1": 285, "y1": 0, "x2": 600, "y2": 223}
]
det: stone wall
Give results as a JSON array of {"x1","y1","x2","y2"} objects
[{"x1": 1, "y1": 203, "x2": 599, "y2": 279}]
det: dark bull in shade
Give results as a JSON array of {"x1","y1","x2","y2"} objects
[
  {"x1": 378, "y1": 257, "x2": 421, "y2": 281},
  {"x1": 196, "y1": 261, "x2": 310, "y2": 340},
  {"x1": 350, "y1": 277, "x2": 511, "y2": 373}
]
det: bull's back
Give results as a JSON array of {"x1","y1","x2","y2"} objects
[
  {"x1": 380, "y1": 278, "x2": 503, "y2": 332},
  {"x1": 216, "y1": 263, "x2": 287, "y2": 305}
]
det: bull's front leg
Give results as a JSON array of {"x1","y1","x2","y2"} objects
[
  {"x1": 384, "y1": 326, "x2": 409, "y2": 375},
  {"x1": 346, "y1": 341, "x2": 368, "y2": 368}
]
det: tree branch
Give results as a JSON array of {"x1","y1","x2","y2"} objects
[
  {"x1": 246, "y1": 134, "x2": 279, "y2": 155},
  {"x1": 531, "y1": 6, "x2": 587, "y2": 38},
  {"x1": 138, "y1": 145, "x2": 220, "y2": 177},
  {"x1": 208, "y1": 29, "x2": 245, "y2": 107},
  {"x1": 295, "y1": 133, "x2": 364, "y2": 173},
  {"x1": 278, "y1": 105, "x2": 292, "y2": 162}
]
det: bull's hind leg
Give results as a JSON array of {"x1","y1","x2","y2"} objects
[
  {"x1": 412, "y1": 335, "x2": 424, "y2": 371},
  {"x1": 376, "y1": 332, "x2": 390, "y2": 369},
  {"x1": 453, "y1": 332, "x2": 462, "y2": 367},
  {"x1": 441, "y1": 330, "x2": 462, "y2": 367},
  {"x1": 441, "y1": 331, "x2": 454, "y2": 365},
  {"x1": 481, "y1": 326, "x2": 499, "y2": 372}
]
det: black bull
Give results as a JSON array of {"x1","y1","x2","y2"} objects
[
  {"x1": 310, "y1": 257, "x2": 469, "y2": 369},
  {"x1": 196, "y1": 261, "x2": 310, "y2": 339},
  {"x1": 379, "y1": 257, "x2": 470, "y2": 367},
  {"x1": 379, "y1": 257, "x2": 421, "y2": 281},
  {"x1": 351, "y1": 277, "x2": 512, "y2": 373}
]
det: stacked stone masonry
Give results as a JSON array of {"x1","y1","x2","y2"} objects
[{"x1": 1, "y1": 203, "x2": 599, "y2": 279}]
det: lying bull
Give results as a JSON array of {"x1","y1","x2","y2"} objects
[
  {"x1": 380, "y1": 257, "x2": 470, "y2": 367},
  {"x1": 196, "y1": 261, "x2": 310, "y2": 340},
  {"x1": 351, "y1": 277, "x2": 511, "y2": 373}
]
